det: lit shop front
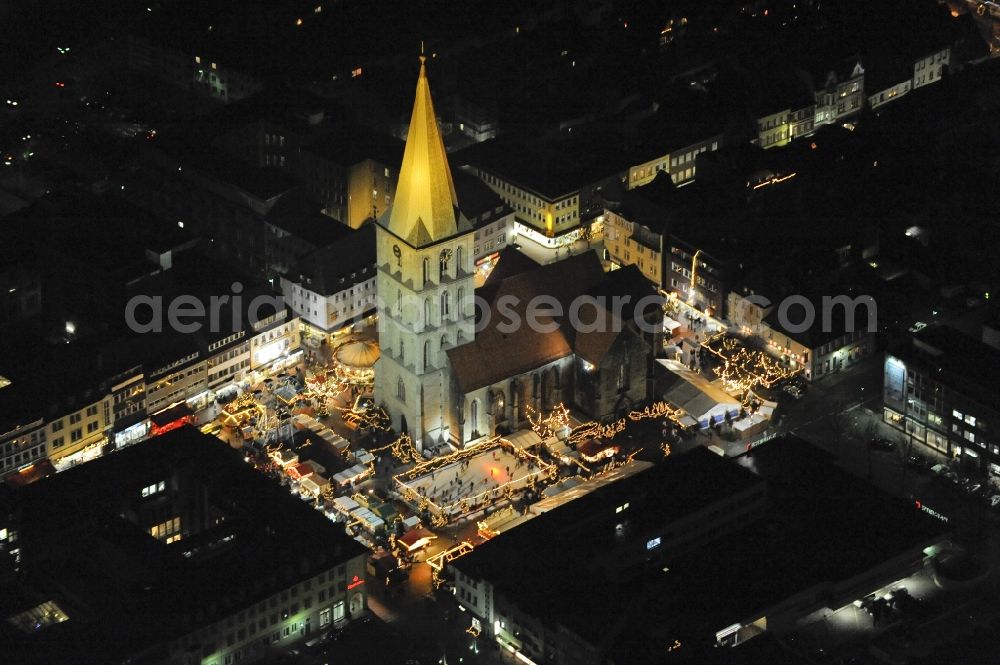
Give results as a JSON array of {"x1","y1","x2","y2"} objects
[
  {"x1": 512, "y1": 221, "x2": 581, "y2": 249},
  {"x1": 114, "y1": 420, "x2": 151, "y2": 450},
  {"x1": 250, "y1": 348, "x2": 304, "y2": 384},
  {"x1": 149, "y1": 403, "x2": 195, "y2": 437}
]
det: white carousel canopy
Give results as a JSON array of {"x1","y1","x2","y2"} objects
[{"x1": 335, "y1": 340, "x2": 381, "y2": 368}]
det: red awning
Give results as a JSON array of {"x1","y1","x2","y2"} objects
[
  {"x1": 287, "y1": 462, "x2": 314, "y2": 480},
  {"x1": 5, "y1": 459, "x2": 56, "y2": 488}
]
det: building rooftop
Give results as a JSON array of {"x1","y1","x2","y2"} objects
[
  {"x1": 302, "y1": 123, "x2": 404, "y2": 169},
  {"x1": 265, "y1": 188, "x2": 354, "y2": 248},
  {"x1": 288, "y1": 224, "x2": 377, "y2": 297},
  {"x1": 449, "y1": 251, "x2": 641, "y2": 393},
  {"x1": 454, "y1": 131, "x2": 635, "y2": 200},
  {"x1": 893, "y1": 324, "x2": 1000, "y2": 399},
  {"x1": 0, "y1": 426, "x2": 367, "y2": 664},
  {"x1": 452, "y1": 169, "x2": 511, "y2": 227},
  {"x1": 456, "y1": 437, "x2": 946, "y2": 662},
  {"x1": 762, "y1": 290, "x2": 876, "y2": 349},
  {"x1": 612, "y1": 171, "x2": 676, "y2": 233}
]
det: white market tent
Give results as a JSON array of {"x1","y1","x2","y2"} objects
[
  {"x1": 333, "y1": 496, "x2": 360, "y2": 516},
  {"x1": 663, "y1": 317, "x2": 683, "y2": 333},
  {"x1": 350, "y1": 507, "x2": 385, "y2": 532},
  {"x1": 318, "y1": 428, "x2": 350, "y2": 452},
  {"x1": 353, "y1": 449, "x2": 375, "y2": 465},
  {"x1": 332, "y1": 464, "x2": 369, "y2": 487},
  {"x1": 658, "y1": 359, "x2": 740, "y2": 429},
  {"x1": 505, "y1": 430, "x2": 543, "y2": 450},
  {"x1": 300, "y1": 474, "x2": 330, "y2": 497}
]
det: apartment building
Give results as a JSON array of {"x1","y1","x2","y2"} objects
[
  {"x1": 1, "y1": 427, "x2": 369, "y2": 665},
  {"x1": 884, "y1": 325, "x2": 1000, "y2": 477}
]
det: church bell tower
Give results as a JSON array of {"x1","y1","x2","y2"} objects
[{"x1": 374, "y1": 56, "x2": 476, "y2": 450}]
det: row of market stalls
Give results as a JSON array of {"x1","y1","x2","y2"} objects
[
  {"x1": 291, "y1": 414, "x2": 350, "y2": 453},
  {"x1": 269, "y1": 449, "x2": 333, "y2": 498},
  {"x1": 330, "y1": 494, "x2": 402, "y2": 536}
]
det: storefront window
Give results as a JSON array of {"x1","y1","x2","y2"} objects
[
  {"x1": 926, "y1": 431, "x2": 948, "y2": 453},
  {"x1": 884, "y1": 408, "x2": 904, "y2": 429},
  {"x1": 906, "y1": 418, "x2": 925, "y2": 441}
]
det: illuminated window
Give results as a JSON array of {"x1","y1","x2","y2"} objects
[
  {"x1": 141, "y1": 480, "x2": 166, "y2": 497},
  {"x1": 7, "y1": 601, "x2": 69, "y2": 633},
  {"x1": 150, "y1": 516, "x2": 181, "y2": 540},
  {"x1": 194, "y1": 56, "x2": 201, "y2": 64}
]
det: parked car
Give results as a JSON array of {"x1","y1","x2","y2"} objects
[
  {"x1": 943, "y1": 470, "x2": 963, "y2": 485},
  {"x1": 930, "y1": 463, "x2": 947, "y2": 476},
  {"x1": 869, "y1": 438, "x2": 896, "y2": 452},
  {"x1": 783, "y1": 385, "x2": 803, "y2": 400}
]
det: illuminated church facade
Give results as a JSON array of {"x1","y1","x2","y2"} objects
[{"x1": 375, "y1": 59, "x2": 657, "y2": 451}]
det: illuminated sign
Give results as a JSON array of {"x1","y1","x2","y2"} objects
[
  {"x1": 646, "y1": 537, "x2": 662, "y2": 551},
  {"x1": 745, "y1": 432, "x2": 777, "y2": 452},
  {"x1": 914, "y1": 500, "x2": 949, "y2": 523},
  {"x1": 347, "y1": 575, "x2": 365, "y2": 590}
]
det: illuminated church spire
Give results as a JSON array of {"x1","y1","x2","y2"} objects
[{"x1": 386, "y1": 55, "x2": 459, "y2": 247}]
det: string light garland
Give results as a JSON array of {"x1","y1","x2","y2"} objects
[
  {"x1": 391, "y1": 436, "x2": 556, "y2": 524},
  {"x1": 699, "y1": 335, "x2": 801, "y2": 406},
  {"x1": 525, "y1": 403, "x2": 570, "y2": 439}
]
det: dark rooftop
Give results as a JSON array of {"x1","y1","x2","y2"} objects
[
  {"x1": 458, "y1": 447, "x2": 760, "y2": 585},
  {"x1": 265, "y1": 188, "x2": 354, "y2": 248},
  {"x1": 1, "y1": 426, "x2": 367, "y2": 664},
  {"x1": 893, "y1": 324, "x2": 1000, "y2": 400},
  {"x1": 302, "y1": 123, "x2": 405, "y2": 169},
  {"x1": 452, "y1": 169, "x2": 510, "y2": 225},
  {"x1": 288, "y1": 224, "x2": 377, "y2": 297},
  {"x1": 762, "y1": 291, "x2": 877, "y2": 349},
  {"x1": 456, "y1": 437, "x2": 946, "y2": 662},
  {"x1": 455, "y1": 108, "x2": 726, "y2": 200}
]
